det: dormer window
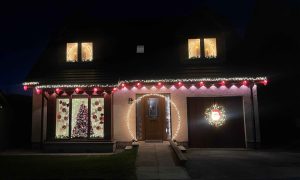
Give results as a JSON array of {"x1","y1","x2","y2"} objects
[
  {"x1": 204, "y1": 38, "x2": 217, "y2": 58},
  {"x1": 66, "y1": 42, "x2": 93, "y2": 62},
  {"x1": 188, "y1": 38, "x2": 217, "y2": 59},
  {"x1": 188, "y1": 39, "x2": 201, "y2": 59}
]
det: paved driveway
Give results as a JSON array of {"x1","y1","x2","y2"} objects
[{"x1": 185, "y1": 149, "x2": 300, "y2": 180}]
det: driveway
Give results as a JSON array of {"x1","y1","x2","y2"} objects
[{"x1": 185, "y1": 149, "x2": 300, "y2": 180}]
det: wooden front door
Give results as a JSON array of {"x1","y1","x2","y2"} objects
[{"x1": 141, "y1": 95, "x2": 165, "y2": 140}]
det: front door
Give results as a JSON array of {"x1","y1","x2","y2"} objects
[{"x1": 141, "y1": 95, "x2": 165, "y2": 140}]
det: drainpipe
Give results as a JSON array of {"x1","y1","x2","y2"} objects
[{"x1": 250, "y1": 83, "x2": 257, "y2": 149}]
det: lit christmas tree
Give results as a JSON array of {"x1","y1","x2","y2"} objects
[{"x1": 72, "y1": 104, "x2": 93, "y2": 138}]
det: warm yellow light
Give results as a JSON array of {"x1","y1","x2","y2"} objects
[
  {"x1": 204, "y1": 38, "x2": 217, "y2": 58},
  {"x1": 81, "y1": 42, "x2": 93, "y2": 62},
  {"x1": 66, "y1": 43, "x2": 78, "y2": 62},
  {"x1": 188, "y1": 39, "x2": 201, "y2": 59}
]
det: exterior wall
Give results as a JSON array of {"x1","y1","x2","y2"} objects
[
  {"x1": 31, "y1": 91, "x2": 42, "y2": 147},
  {"x1": 113, "y1": 85, "x2": 260, "y2": 147}
]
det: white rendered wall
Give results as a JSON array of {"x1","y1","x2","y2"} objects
[{"x1": 112, "y1": 85, "x2": 260, "y2": 146}]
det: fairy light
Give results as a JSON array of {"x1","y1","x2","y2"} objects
[
  {"x1": 23, "y1": 77, "x2": 267, "y2": 90},
  {"x1": 126, "y1": 93, "x2": 182, "y2": 141}
]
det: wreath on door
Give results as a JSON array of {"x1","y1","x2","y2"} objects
[{"x1": 205, "y1": 104, "x2": 226, "y2": 127}]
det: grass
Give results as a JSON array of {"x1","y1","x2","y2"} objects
[{"x1": 0, "y1": 148, "x2": 138, "y2": 179}]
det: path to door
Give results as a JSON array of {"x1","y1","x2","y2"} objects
[{"x1": 136, "y1": 141, "x2": 190, "y2": 179}]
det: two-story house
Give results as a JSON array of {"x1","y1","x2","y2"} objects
[{"x1": 24, "y1": 11, "x2": 267, "y2": 152}]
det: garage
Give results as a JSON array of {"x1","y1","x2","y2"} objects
[{"x1": 187, "y1": 97, "x2": 245, "y2": 148}]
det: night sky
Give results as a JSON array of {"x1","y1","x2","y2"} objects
[
  {"x1": 0, "y1": 0, "x2": 258, "y2": 94},
  {"x1": 0, "y1": 0, "x2": 299, "y2": 95}
]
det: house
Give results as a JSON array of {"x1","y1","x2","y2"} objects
[{"x1": 23, "y1": 11, "x2": 267, "y2": 152}]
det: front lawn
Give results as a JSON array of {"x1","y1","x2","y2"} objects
[{"x1": 0, "y1": 148, "x2": 137, "y2": 179}]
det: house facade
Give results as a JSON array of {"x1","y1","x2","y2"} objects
[{"x1": 24, "y1": 12, "x2": 267, "y2": 152}]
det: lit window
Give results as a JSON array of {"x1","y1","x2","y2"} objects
[
  {"x1": 55, "y1": 98, "x2": 70, "y2": 139},
  {"x1": 55, "y1": 96, "x2": 105, "y2": 139},
  {"x1": 66, "y1": 43, "x2": 78, "y2": 62},
  {"x1": 137, "y1": 45, "x2": 144, "y2": 53},
  {"x1": 81, "y1": 42, "x2": 93, "y2": 61},
  {"x1": 188, "y1": 39, "x2": 201, "y2": 59},
  {"x1": 71, "y1": 97, "x2": 89, "y2": 138},
  {"x1": 204, "y1": 38, "x2": 217, "y2": 58},
  {"x1": 90, "y1": 97, "x2": 105, "y2": 138}
]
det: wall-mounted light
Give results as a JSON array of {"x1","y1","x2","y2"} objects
[{"x1": 128, "y1": 97, "x2": 133, "y2": 104}]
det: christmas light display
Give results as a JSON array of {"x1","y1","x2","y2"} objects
[
  {"x1": 23, "y1": 77, "x2": 267, "y2": 90},
  {"x1": 205, "y1": 104, "x2": 226, "y2": 127}
]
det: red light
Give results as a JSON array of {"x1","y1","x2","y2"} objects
[
  {"x1": 36, "y1": 88, "x2": 41, "y2": 94},
  {"x1": 93, "y1": 87, "x2": 98, "y2": 93},
  {"x1": 55, "y1": 88, "x2": 60, "y2": 93},
  {"x1": 242, "y1": 80, "x2": 247, "y2": 86},
  {"x1": 75, "y1": 88, "x2": 80, "y2": 93},
  {"x1": 178, "y1": 82, "x2": 182, "y2": 86},
  {"x1": 263, "y1": 80, "x2": 268, "y2": 86},
  {"x1": 113, "y1": 87, "x2": 118, "y2": 91},
  {"x1": 23, "y1": 85, "x2": 28, "y2": 91},
  {"x1": 121, "y1": 83, "x2": 125, "y2": 87},
  {"x1": 137, "y1": 82, "x2": 141, "y2": 87},
  {"x1": 158, "y1": 82, "x2": 162, "y2": 86},
  {"x1": 221, "y1": 81, "x2": 226, "y2": 86},
  {"x1": 199, "y1": 81, "x2": 204, "y2": 86}
]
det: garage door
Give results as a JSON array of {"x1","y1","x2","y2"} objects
[{"x1": 187, "y1": 97, "x2": 245, "y2": 148}]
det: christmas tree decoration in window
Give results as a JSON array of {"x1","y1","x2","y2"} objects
[
  {"x1": 204, "y1": 104, "x2": 226, "y2": 127},
  {"x1": 66, "y1": 43, "x2": 78, "y2": 62},
  {"x1": 90, "y1": 97, "x2": 105, "y2": 138},
  {"x1": 71, "y1": 98, "x2": 89, "y2": 138},
  {"x1": 55, "y1": 98, "x2": 70, "y2": 139},
  {"x1": 188, "y1": 39, "x2": 201, "y2": 59},
  {"x1": 204, "y1": 38, "x2": 217, "y2": 58},
  {"x1": 81, "y1": 42, "x2": 93, "y2": 62}
]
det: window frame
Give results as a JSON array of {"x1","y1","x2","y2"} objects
[
  {"x1": 187, "y1": 37, "x2": 218, "y2": 61},
  {"x1": 54, "y1": 94, "x2": 105, "y2": 141},
  {"x1": 66, "y1": 42, "x2": 94, "y2": 63}
]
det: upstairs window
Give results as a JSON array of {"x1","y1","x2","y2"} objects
[
  {"x1": 204, "y1": 38, "x2": 217, "y2": 58},
  {"x1": 188, "y1": 38, "x2": 217, "y2": 59},
  {"x1": 66, "y1": 43, "x2": 78, "y2": 62},
  {"x1": 66, "y1": 42, "x2": 93, "y2": 62},
  {"x1": 188, "y1": 39, "x2": 201, "y2": 59},
  {"x1": 81, "y1": 42, "x2": 93, "y2": 61}
]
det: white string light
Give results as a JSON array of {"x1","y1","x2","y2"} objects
[{"x1": 23, "y1": 76, "x2": 267, "y2": 89}]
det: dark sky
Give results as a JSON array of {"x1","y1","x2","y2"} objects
[{"x1": 0, "y1": 0, "x2": 269, "y2": 94}]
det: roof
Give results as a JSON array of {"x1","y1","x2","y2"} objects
[{"x1": 24, "y1": 10, "x2": 267, "y2": 88}]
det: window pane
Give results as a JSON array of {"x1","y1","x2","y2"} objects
[
  {"x1": 66, "y1": 43, "x2": 78, "y2": 62},
  {"x1": 71, "y1": 98, "x2": 89, "y2": 138},
  {"x1": 204, "y1": 38, "x2": 217, "y2": 58},
  {"x1": 148, "y1": 98, "x2": 159, "y2": 118},
  {"x1": 90, "y1": 97, "x2": 105, "y2": 138},
  {"x1": 136, "y1": 45, "x2": 144, "y2": 53},
  {"x1": 55, "y1": 98, "x2": 70, "y2": 139},
  {"x1": 188, "y1": 39, "x2": 201, "y2": 59},
  {"x1": 81, "y1": 42, "x2": 93, "y2": 62}
]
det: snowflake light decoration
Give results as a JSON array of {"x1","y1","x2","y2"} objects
[{"x1": 205, "y1": 104, "x2": 226, "y2": 127}]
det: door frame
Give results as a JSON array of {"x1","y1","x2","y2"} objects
[{"x1": 136, "y1": 93, "x2": 172, "y2": 141}]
